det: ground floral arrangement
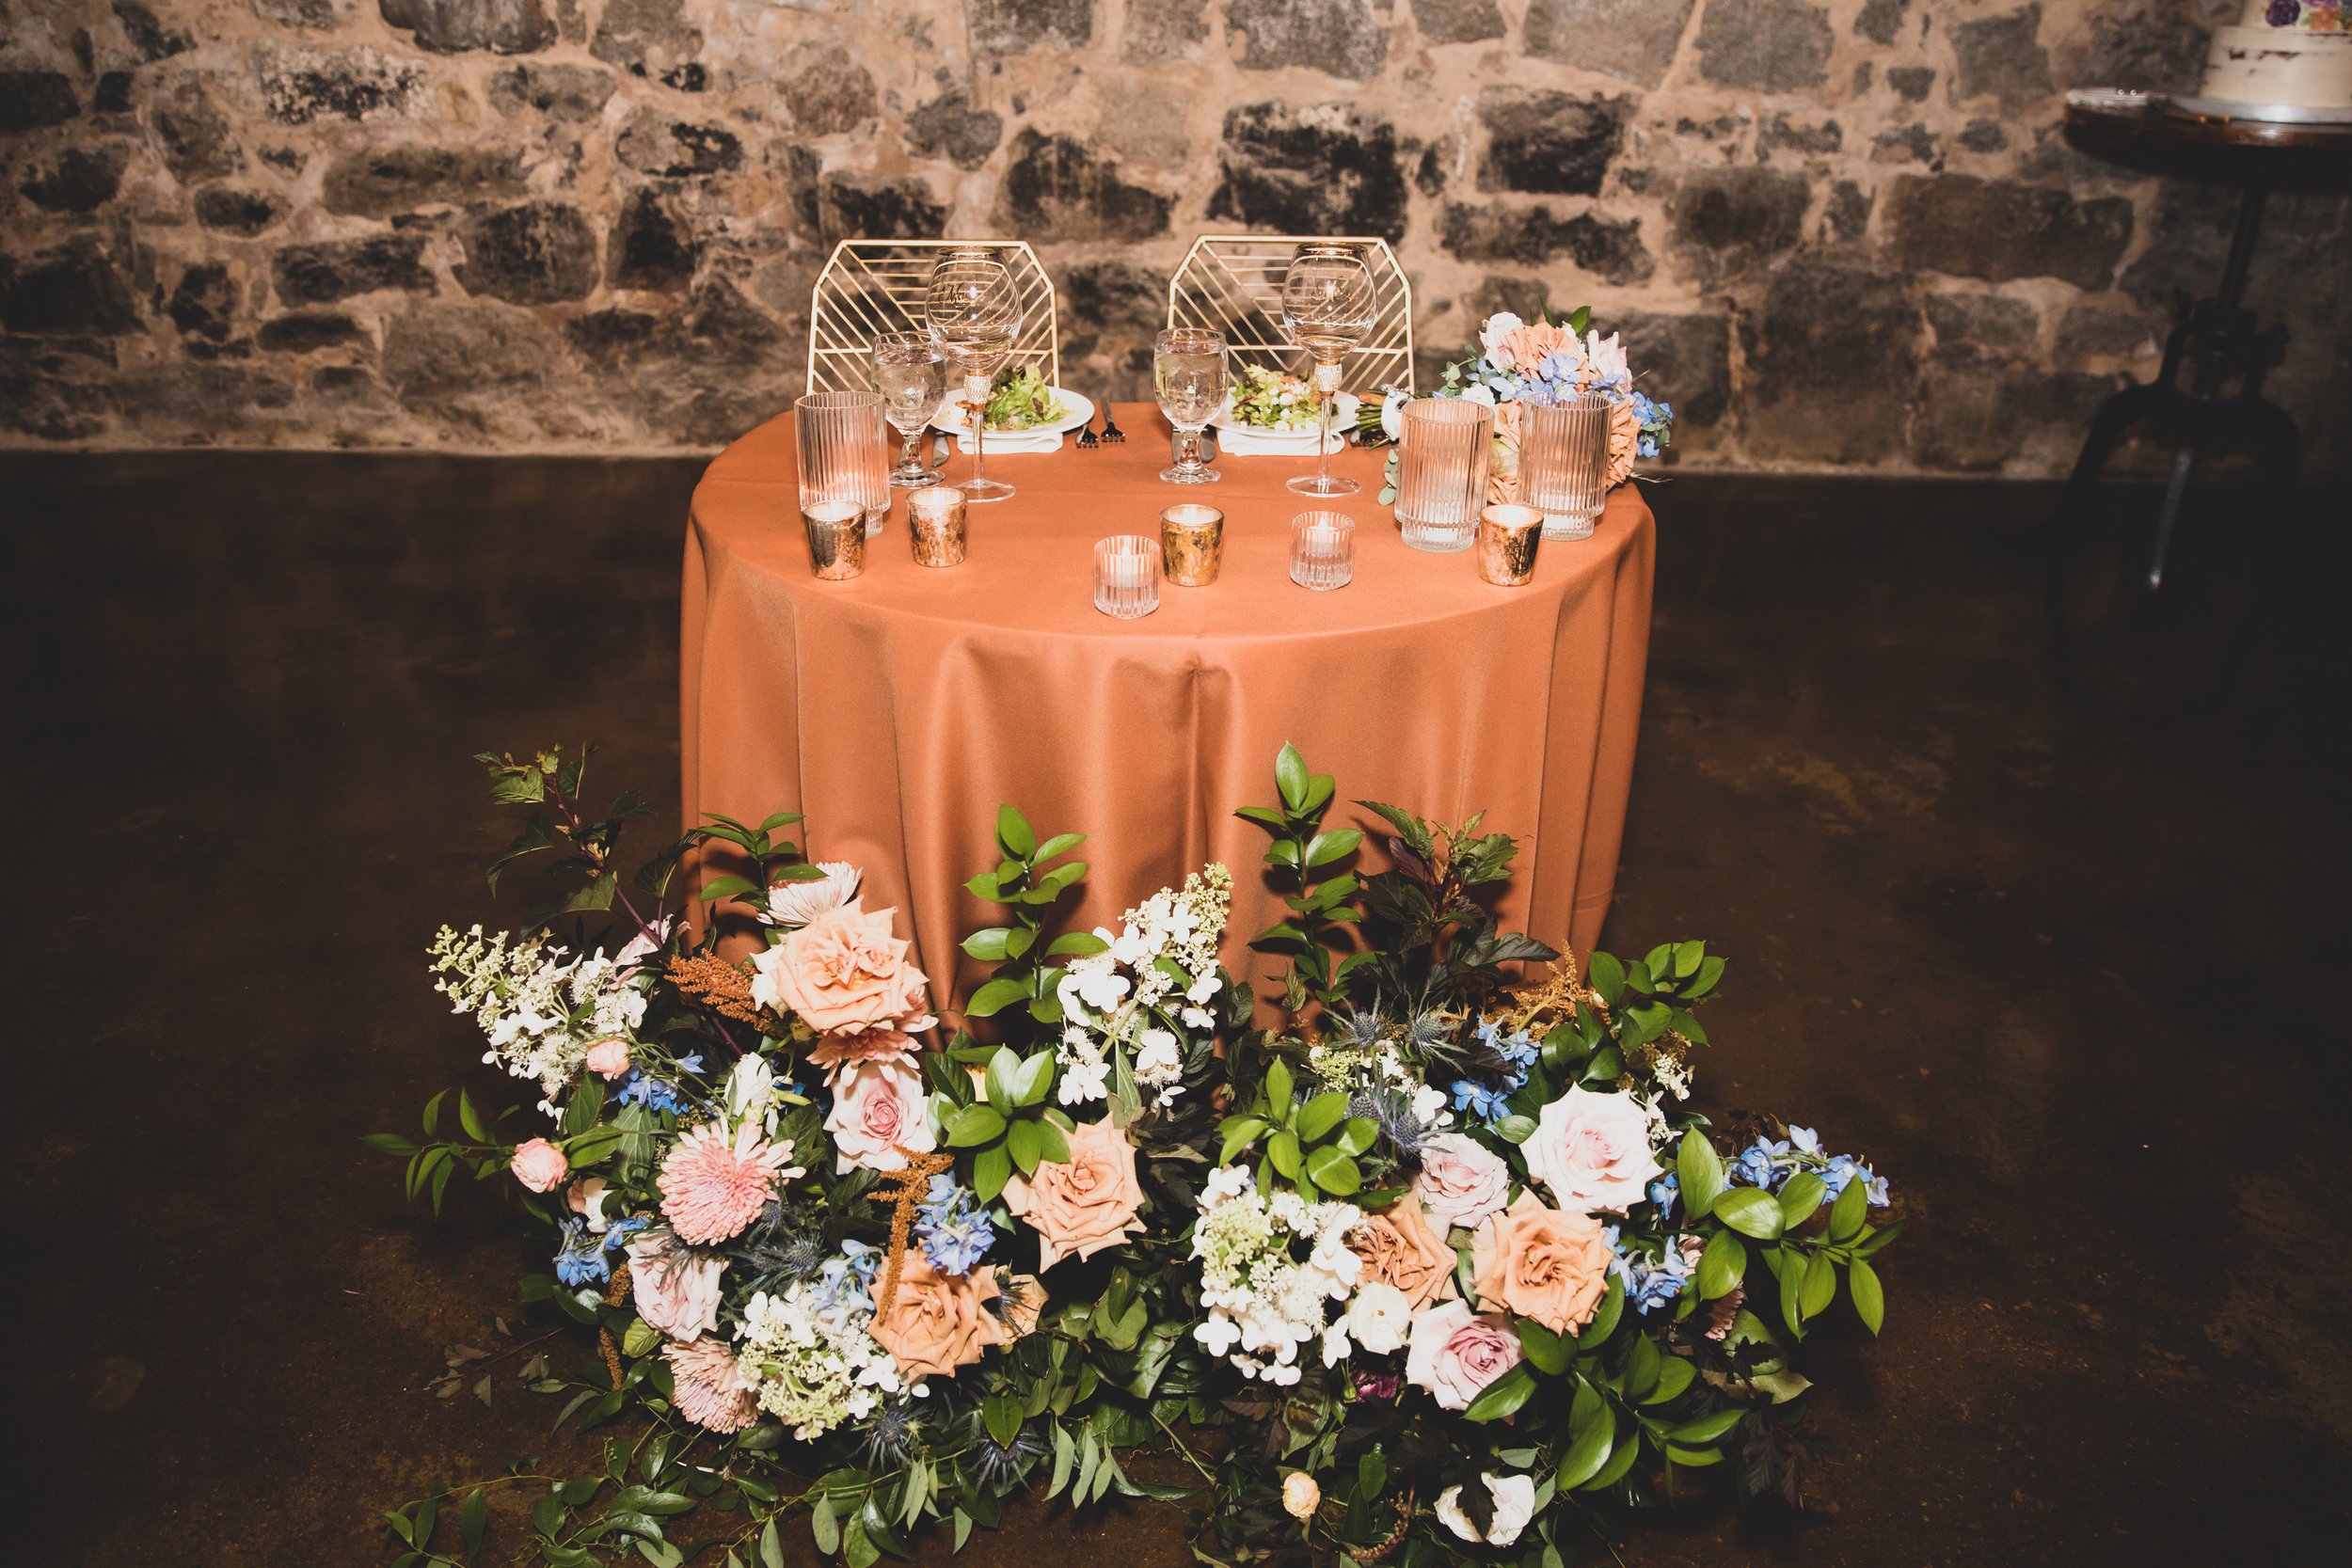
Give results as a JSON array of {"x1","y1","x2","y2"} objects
[{"x1": 375, "y1": 745, "x2": 1898, "y2": 1568}]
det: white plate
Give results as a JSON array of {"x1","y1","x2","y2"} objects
[
  {"x1": 2153, "y1": 93, "x2": 2352, "y2": 125},
  {"x1": 1210, "y1": 391, "x2": 1361, "y2": 445},
  {"x1": 930, "y1": 388, "x2": 1096, "y2": 438}
]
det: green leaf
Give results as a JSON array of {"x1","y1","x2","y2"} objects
[
  {"x1": 1695, "y1": 1229, "x2": 1746, "y2": 1300},
  {"x1": 1303, "y1": 1144, "x2": 1361, "y2": 1196},
  {"x1": 973, "y1": 1143, "x2": 1012, "y2": 1203},
  {"x1": 1266, "y1": 1129, "x2": 1303, "y2": 1180},
  {"x1": 1493, "y1": 1115, "x2": 1537, "y2": 1145},
  {"x1": 1296, "y1": 1091, "x2": 1348, "y2": 1144},
  {"x1": 1668, "y1": 1408, "x2": 1745, "y2": 1445},
  {"x1": 1217, "y1": 1115, "x2": 1270, "y2": 1165},
  {"x1": 458, "y1": 1089, "x2": 487, "y2": 1144},
  {"x1": 1009, "y1": 1051, "x2": 1055, "y2": 1107},
  {"x1": 965, "y1": 978, "x2": 1029, "y2": 1019},
  {"x1": 1303, "y1": 828, "x2": 1363, "y2": 868},
  {"x1": 695, "y1": 875, "x2": 758, "y2": 904},
  {"x1": 1044, "y1": 931, "x2": 1109, "y2": 958},
  {"x1": 1640, "y1": 1357, "x2": 1696, "y2": 1406},
  {"x1": 1828, "y1": 1173, "x2": 1869, "y2": 1243},
  {"x1": 1800, "y1": 1251, "x2": 1838, "y2": 1318},
  {"x1": 960, "y1": 927, "x2": 1013, "y2": 961},
  {"x1": 1553, "y1": 1403, "x2": 1614, "y2": 1489},
  {"x1": 1333, "y1": 1117, "x2": 1379, "y2": 1157},
  {"x1": 1007, "y1": 1117, "x2": 1044, "y2": 1176},
  {"x1": 621, "y1": 1317, "x2": 661, "y2": 1357},
  {"x1": 1625, "y1": 1331, "x2": 1661, "y2": 1400},
  {"x1": 1034, "y1": 832, "x2": 1084, "y2": 863},
  {"x1": 1712, "y1": 1187, "x2": 1785, "y2": 1240},
  {"x1": 1585, "y1": 950, "x2": 1625, "y2": 1006},
  {"x1": 995, "y1": 804, "x2": 1037, "y2": 859},
  {"x1": 461, "y1": 1488, "x2": 487, "y2": 1560},
  {"x1": 1263, "y1": 1058, "x2": 1295, "y2": 1117},
  {"x1": 1850, "y1": 1259, "x2": 1885, "y2": 1335},
  {"x1": 1516, "y1": 1319, "x2": 1569, "y2": 1375},
  {"x1": 1461, "y1": 1363, "x2": 1536, "y2": 1422},
  {"x1": 1677, "y1": 1129, "x2": 1724, "y2": 1220},
  {"x1": 1777, "y1": 1171, "x2": 1828, "y2": 1228},
  {"x1": 1664, "y1": 1444, "x2": 1724, "y2": 1468},
  {"x1": 842, "y1": 1515, "x2": 880, "y2": 1568},
  {"x1": 1274, "y1": 743, "x2": 1309, "y2": 812},
  {"x1": 1581, "y1": 1274, "x2": 1624, "y2": 1344},
  {"x1": 946, "y1": 1104, "x2": 1006, "y2": 1148}
]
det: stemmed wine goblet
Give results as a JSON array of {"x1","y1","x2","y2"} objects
[
  {"x1": 923, "y1": 249, "x2": 1022, "y2": 504},
  {"x1": 872, "y1": 330, "x2": 947, "y2": 489},
  {"x1": 1154, "y1": 327, "x2": 1228, "y2": 484},
  {"x1": 1279, "y1": 243, "x2": 1376, "y2": 498}
]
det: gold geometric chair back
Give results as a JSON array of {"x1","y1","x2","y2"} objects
[
  {"x1": 1166, "y1": 234, "x2": 1415, "y2": 396},
  {"x1": 805, "y1": 239, "x2": 1061, "y2": 395}
]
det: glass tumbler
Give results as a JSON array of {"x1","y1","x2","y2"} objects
[
  {"x1": 796, "y1": 389, "x2": 891, "y2": 537},
  {"x1": 1289, "y1": 511, "x2": 1354, "y2": 591},
  {"x1": 1394, "y1": 398, "x2": 1494, "y2": 553},
  {"x1": 1520, "y1": 392, "x2": 1610, "y2": 540},
  {"x1": 1154, "y1": 327, "x2": 1228, "y2": 484},
  {"x1": 1093, "y1": 536, "x2": 1162, "y2": 619}
]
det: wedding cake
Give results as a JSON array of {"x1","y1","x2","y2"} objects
[{"x1": 2201, "y1": 0, "x2": 2352, "y2": 111}]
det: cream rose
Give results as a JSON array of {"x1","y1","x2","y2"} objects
[
  {"x1": 749, "y1": 898, "x2": 929, "y2": 1033},
  {"x1": 1522, "y1": 1085, "x2": 1663, "y2": 1214},
  {"x1": 626, "y1": 1235, "x2": 724, "y2": 1338},
  {"x1": 1413, "y1": 1132, "x2": 1512, "y2": 1231},
  {"x1": 1405, "y1": 1299, "x2": 1522, "y2": 1412},
  {"x1": 1470, "y1": 1193, "x2": 1612, "y2": 1335},
  {"x1": 1281, "y1": 1472, "x2": 1322, "y2": 1520},
  {"x1": 510, "y1": 1137, "x2": 568, "y2": 1193},
  {"x1": 867, "y1": 1257, "x2": 1013, "y2": 1381},
  {"x1": 822, "y1": 1055, "x2": 934, "y2": 1174},
  {"x1": 1345, "y1": 1280, "x2": 1413, "y2": 1354},
  {"x1": 1348, "y1": 1196, "x2": 1457, "y2": 1309},
  {"x1": 1001, "y1": 1117, "x2": 1146, "y2": 1270}
]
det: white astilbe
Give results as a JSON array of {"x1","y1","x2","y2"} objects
[
  {"x1": 1053, "y1": 863, "x2": 1230, "y2": 1109},
  {"x1": 733, "y1": 1276, "x2": 904, "y2": 1442},
  {"x1": 1189, "y1": 1164, "x2": 1362, "y2": 1385},
  {"x1": 429, "y1": 925, "x2": 648, "y2": 1117}
]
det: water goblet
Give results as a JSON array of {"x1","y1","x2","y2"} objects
[
  {"x1": 1154, "y1": 327, "x2": 1228, "y2": 484},
  {"x1": 924, "y1": 250, "x2": 1022, "y2": 504},
  {"x1": 872, "y1": 330, "x2": 947, "y2": 489}
]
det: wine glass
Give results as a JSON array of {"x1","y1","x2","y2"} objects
[
  {"x1": 872, "y1": 330, "x2": 947, "y2": 489},
  {"x1": 923, "y1": 249, "x2": 1023, "y2": 504},
  {"x1": 1154, "y1": 327, "x2": 1228, "y2": 484},
  {"x1": 1279, "y1": 244, "x2": 1376, "y2": 498}
]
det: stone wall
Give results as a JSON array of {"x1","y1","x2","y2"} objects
[{"x1": 3, "y1": 0, "x2": 2345, "y2": 473}]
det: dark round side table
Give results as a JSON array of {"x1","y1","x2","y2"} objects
[{"x1": 2048, "y1": 94, "x2": 2352, "y2": 693}]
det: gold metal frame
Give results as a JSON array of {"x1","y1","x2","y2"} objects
[
  {"x1": 1166, "y1": 234, "x2": 1415, "y2": 396},
  {"x1": 805, "y1": 239, "x2": 1061, "y2": 395}
]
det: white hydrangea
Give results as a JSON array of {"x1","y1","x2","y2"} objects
[
  {"x1": 1053, "y1": 864, "x2": 1230, "y2": 1111},
  {"x1": 429, "y1": 925, "x2": 648, "y2": 1117},
  {"x1": 1189, "y1": 1170, "x2": 1363, "y2": 1385},
  {"x1": 733, "y1": 1280, "x2": 903, "y2": 1441}
]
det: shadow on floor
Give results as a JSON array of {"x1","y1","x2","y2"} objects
[{"x1": 2, "y1": 452, "x2": 2344, "y2": 1565}]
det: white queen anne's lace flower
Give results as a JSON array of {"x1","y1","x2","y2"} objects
[{"x1": 1189, "y1": 1172, "x2": 1364, "y2": 1384}]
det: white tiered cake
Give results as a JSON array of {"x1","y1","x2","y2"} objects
[{"x1": 2201, "y1": 0, "x2": 2352, "y2": 112}]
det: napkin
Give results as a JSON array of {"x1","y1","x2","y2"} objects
[
  {"x1": 1216, "y1": 427, "x2": 1345, "y2": 457},
  {"x1": 954, "y1": 429, "x2": 1064, "y2": 455}
]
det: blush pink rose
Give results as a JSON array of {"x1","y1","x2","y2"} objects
[
  {"x1": 510, "y1": 1137, "x2": 568, "y2": 1193},
  {"x1": 748, "y1": 899, "x2": 929, "y2": 1034},
  {"x1": 1404, "y1": 1299, "x2": 1523, "y2": 1412},
  {"x1": 1413, "y1": 1132, "x2": 1512, "y2": 1231},
  {"x1": 822, "y1": 1055, "x2": 935, "y2": 1174},
  {"x1": 1348, "y1": 1197, "x2": 1458, "y2": 1310},
  {"x1": 1001, "y1": 1117, "x2": 1146, "y2": 1270},
  {"x1": 626, "y1": 1234, "x2": 726, "y2": 1338},
  {"x1": 584, "y1": 1038, "x2": 632, "y2": 1079},
  {"x1": 867, "y1": 1257, "x2": 1013, "y2": 1382},
  {"x1": 1522, "y1": 1086, "x2": 1663, "y2": 1215},
  {"x1": 1470, "y1": 1194, "x2": 1613, "y2": 1335}
]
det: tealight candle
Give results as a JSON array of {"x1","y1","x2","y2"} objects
[
  {"x1": 802, "y1": 497, "x2": 866, "y2": 580},
  {"x1": 1475, "y1": 503, "x2": 1543, "y2": 587},
  {"x1": 1159, "y1": 503, "x2": 1225, "y2": 587},
  {"x1": 907, "y1": 486, "x2": 967, "y2": 567},
  {"x1": 1289, "y1": 511, "x2": 1354, "y2": 592}
]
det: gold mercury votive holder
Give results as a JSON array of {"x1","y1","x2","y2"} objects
[
  {"x1": 1158, "y1": 502, "x2": 1225, "y2": 587},
  {"x1": 1476, "y1": 503, "x2": 1543, "y2": 587},
  {"x1": 803, "y1": 498, "x2": 866, "y2": 580},
  {"x1": 907, "y1": 485, "x2": 968, "y2": 567}
]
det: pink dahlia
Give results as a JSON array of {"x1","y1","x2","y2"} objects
[
  {"x1": 657, "y1": 1120, "x2": 804, "y2": 1245},
  {"x1": 665, "y1": 1335, "x2": 757, "y2": 1433}
]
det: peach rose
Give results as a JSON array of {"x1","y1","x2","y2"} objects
[
  {"x1": 1604, "y1": 398, "x2": 1642, "y2": 488},
  {"x1": 1413, "y1": 1132, "x2": 1511, "y2": 1232},
  {"x1": 1348, "y1": 1196, "x2": 1458, "y2": 1310},
  {"x1": 584, "y1": 1038, "x2": 632, "y2": 1079},
  {"x1": 804, "y1": 1021, "x2": 927, "y2": 1069},
  {"x1": 510, "y1": 1137, "x2": 568, "y2": 1193},
  {"x1": 1470, "y1": 1194, "x2": 1613, "y2": 1335},
  {"x1": 1487, "y1": 399, "x2": 1523, "y2": 505},
  {"x1": 1404, "y1": 1299, "x2": 1523, "y2": 1412},
  {"x1": 822, "y1": 1055, "x2": 934, "y2": 1174},
  {"x1": 1522, "y1": 1086, "x2": 1662, "y2": 1215},
  {"x1": 748, "y1": 898, "x2": 929, "y2": 1034},
  {"x1": 867, "y1": 1256, "x2": 1013, "y2": 1381},
  {"x1": 1001, "y1": 1117, "x2": 1146, "y2": 1270}
]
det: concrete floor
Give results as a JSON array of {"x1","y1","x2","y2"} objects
[{"x1": 5, "y1": 453, "x2": 2344, "y2": 1566}]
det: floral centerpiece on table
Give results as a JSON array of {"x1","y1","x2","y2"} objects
[
  {"x1": 374, "y1": 744, "x2": 1897, "y2": 1568},
  {"x1": 1375, "y1": 307, "x2": 1676, "y2": 506}
]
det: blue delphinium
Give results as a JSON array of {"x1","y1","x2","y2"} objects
[
  {"x1": 1732, "y1": 1134, "x2": 1790, "y2": 1189},
  {"x1": 915, "y1": 1176, "x2": 996, "y2": 1276},
  {"x1": 1453, "y1": 1019, "x2": 1538, "y2": 1126},
  {"x1": 553, "y1": 1217, "x2": 612, "y2": 1287},
  {"x1": 1603, "y1": 1225, "x2": 1692, "y2": 1315},
  {"x1": 1822, "y1": 1152, "x2": 1892, "y2": 1207},
  {"x1": 1647, "y1": 1170, "x2": 1680, "y2": 1223},
  {"x1": 605, "y1": 1214, "x2": 650, "y2": 1253},
  {"x1": 1452, "y1": 1077, "x2": 1515, "y2": 1124},
  {"x1": 812, "y1": 1241, "x2": 882, "y2": 1316}
]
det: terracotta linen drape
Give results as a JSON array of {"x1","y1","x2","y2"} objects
[{"x1": 682, "y1": 404, "x2": 1653, "y2": 1009}]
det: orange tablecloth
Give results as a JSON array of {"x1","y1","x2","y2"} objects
[{"x1": 683, "y1": 404, "x2": 1653, "y2": 1007}]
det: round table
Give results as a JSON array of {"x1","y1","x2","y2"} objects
[{"x1": 682, "y1": 405, "x2": 1655, "y2": 1007}]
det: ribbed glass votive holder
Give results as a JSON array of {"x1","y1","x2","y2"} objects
[
  {"x1": 1093, "y1": 535, "x2": 1162, "y2": 619},
  {"x1": 1289, "y1": 511, "x2": 1355, "y2": 591}
]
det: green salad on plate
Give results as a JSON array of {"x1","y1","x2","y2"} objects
[{"x1": 981, "y1": 367, "x2": 1072, "y2": 431}]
